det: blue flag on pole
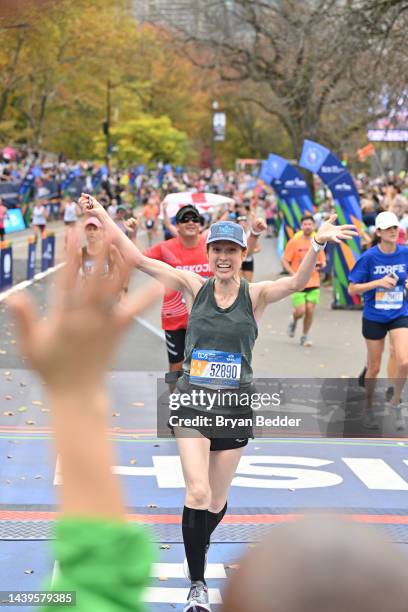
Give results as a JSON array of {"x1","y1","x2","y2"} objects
[{"x1": 299, "y1": 140, "x2": 363, "y2": 308}]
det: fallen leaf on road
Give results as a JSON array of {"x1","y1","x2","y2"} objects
[
  {"x1": 31, "y1": 400, "x2": 43, "y2": 406},
  {"x1": 4, "y1": 395, "x2": 12, "y2": 400},
  {"x1": 130, "y1": 459, "x2": 137, "y2": 465},
  {"x1": 3, "y1": 411, "x2": 13, "y2": 416},
  {"x1": 18, "y1": 406, "x2": 27, "y2": 413},
  {"x1": 132, "y1": 402, "x2": 145, "y2": 407},
  {"x1": 160, "y1": 544, "x2": 170, "y2": 550}
]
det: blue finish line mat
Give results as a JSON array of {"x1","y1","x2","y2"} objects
[{"x1": 1, "y1": 365, "x2": 408, "y2": 610}]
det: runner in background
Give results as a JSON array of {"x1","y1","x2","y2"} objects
[
  {"x1": 143, "y1": 194, "x2": 160, "y2": 247},
  {"x1": 80, "y1": 216, "x2": 129, "y2": 297},
  {"x1": 348, "y1": 211, "x2": 408, "y2": 430},
  {"x1": 144, "y1": 204, "x2": 211, "y2": 376},
  {"x1": 31, "y1": 199, "x2": 48, "y2": 240},
  {"x1": 283, "y1": 216, "x2": 326, "y2": 347}
]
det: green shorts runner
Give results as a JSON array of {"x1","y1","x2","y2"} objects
[{"x1": 292, "y1": 287, "x2": 320, "y2": 308}]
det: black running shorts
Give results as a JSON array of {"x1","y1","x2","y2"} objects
[{"x1": 362, "y1": 316, "x2": 408, "y2": 340}]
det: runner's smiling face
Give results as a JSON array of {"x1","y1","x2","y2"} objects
[
  {"x1": 377, "y1": 226, "x2": 399, "y2": 245},
  {"x1": 208, "y1": 241, "x2": 247, "y2": 278},
  {"x1": 176, "y1": 215, "x2": 201, "y2": 239}
]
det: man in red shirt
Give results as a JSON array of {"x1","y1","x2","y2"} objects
[{"x1": 144, "y1": 205, "x2": 211, "y2": 373}]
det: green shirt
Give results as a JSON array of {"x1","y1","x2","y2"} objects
[{"x1": 41, "y1": 518, "x2": 153, "y2": 612}]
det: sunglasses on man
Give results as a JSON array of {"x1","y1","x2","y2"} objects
[{"x1": 179, "y1": 215, "x2": 201, "y2": 224}]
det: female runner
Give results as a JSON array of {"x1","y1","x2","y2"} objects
[
  {"x1": 348, "y1": 211, "x2": 408, "y2": 431},
  {"x1": 79, "y1": 194, "x2": 356, "y2": 612}
]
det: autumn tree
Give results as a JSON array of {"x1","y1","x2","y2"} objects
[{"x1": 165, "y1": 0, "x2": 408, "y2": 158}]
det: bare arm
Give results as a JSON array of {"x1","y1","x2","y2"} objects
[
  {"x1": 162, "y1": 202, "x2": 178, "y2": 237},
  {"x1": 247, "y1": 218, "x2": 267, "y2": 256},
  {"x1": 79, "y1": 194, "x2": 204, "y2": 295},
  {"x1": 349, "y1": 276, "x2": 396, "y2": 296},
  {"x1": 257, "y1": 215, "x2": 358, "y2": 306}
]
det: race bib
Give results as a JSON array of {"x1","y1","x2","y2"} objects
[
  {"x1": 190, "y1": 349, "x2": 242, "y2": 389},
  {"x1": 375, "y1": 286, "x2": 404, "y2": 310}
]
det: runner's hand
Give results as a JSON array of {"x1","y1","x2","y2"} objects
[
  {"x1": 252, "y1": 218, "x2": 267, "y2": 234},
  {"x1": 316, "y1": 214, "x2": 358, "y2": 244},
  {"x1": 124, "y1": 217, "x2": 139, "y2": 236},
  {"x1": 78, "y1": 193, "x2": 108, "y2": 220},
  {"x1": 376, "y1": 275, "x2": 397, "y2": 290}
]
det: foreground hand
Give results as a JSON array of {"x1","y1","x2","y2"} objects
[
  {"x1": 316, "y1": 214, "x2": 358, "y2": 244},
  {"x1": 7, "y1": 229, "x2": 159, "y2": 391}
]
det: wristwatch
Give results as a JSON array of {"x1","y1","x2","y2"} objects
[{"x1": 312, "y1": 236, "x2": 327, "y2": 252}]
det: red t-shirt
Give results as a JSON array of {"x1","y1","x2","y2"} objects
[{"x1": 144, "y1": 236, "x2": 211, "y2": 330}]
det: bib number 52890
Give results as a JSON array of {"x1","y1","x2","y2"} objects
[{"x1": 209, "y1": 363, "x2": 238, "y2": 379}]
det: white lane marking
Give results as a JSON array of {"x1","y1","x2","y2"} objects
[
  {"x1": 151, "y1": 563, "x2": 226, "y2": 579},
  {"x1": 52, "y1": 561, "x2": 224, "y2": 603},
  {"x1": 0, "y1": 263, "x2": 64, "y2": 302},
  {"x1": 134, "y1": 316, "x2": 165, "y2": 340}
]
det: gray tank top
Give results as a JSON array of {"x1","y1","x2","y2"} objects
[{"x1": 182, "y1": 277, "x2": 258, "y2": 386}]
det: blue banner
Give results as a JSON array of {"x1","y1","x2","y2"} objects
[
  {"x1": 0, "y1": 243, "x2": 13, "y2": 290},
  {"x1": 27, "y1": 238, "x2": 36, "y2": 280},
  {"x1": 4, "y1": 208, "x2": 26, "y2": 234},
  {"x1": 41, "y1": 234, "x2": 55, "y2": 272},
  {"x1": 299, "y1": 140, "x2": 363, "y2": 308},
  {"x1": 260, "y1": 155, "x2": 314, "y2": 251}
]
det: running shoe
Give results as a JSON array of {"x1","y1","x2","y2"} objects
[
  {"x1": 395, "y1": 407, "x2": 405, "y2": 431},
  {"x1": 300, "y1": 335, "x2": 312, "y2": 347},
  {"x1": 357, "y1": 366, "x2": 367, "y2": 388},
  {"x1": 385, "y1": 386, "x2": 394, "y2": 401},
  {"x1": 287, "y1": 317, "x2": 297, "y2": 338},
  {"x1": 184, "y1": 581, "x2": 211, "y2": 612},
  {"x1": 183, "y1": 544, "x2": 209, "y2": 581}
]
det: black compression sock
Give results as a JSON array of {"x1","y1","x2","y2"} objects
[
  {"x1": 207, "y1": 502, "x2": 227, "y2": 545},
  {"x1": 182, "y1": 506, "x2": 208, "y2": 583}
]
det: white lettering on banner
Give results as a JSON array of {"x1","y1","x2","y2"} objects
[
  {"x1": 321, "y1": 165, "x2": 344, "y2": 173},
  {"x1": 55, "y1": 456, "x2": 408, "y2": 491},
  {"x1": 342, "y1": 458, "x2": 408, "y2": 491},
  {"x1": 284, "y1": 178, "x2": 307, "y2": 188},
  {"x1": 334, "y1": 182, "x2": 352, "y2": 191},
  {"x1": 232, "y1": 456, "x2": 342, "y2": 489},
  {"x1": 373, "y1": 264, "x2": 406, "y2": 275}
]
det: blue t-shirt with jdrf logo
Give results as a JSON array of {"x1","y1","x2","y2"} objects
[{"x1": 348, "y1": 245, "x2": 408, "y2": 322}]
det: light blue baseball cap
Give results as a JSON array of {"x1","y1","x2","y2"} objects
[{"x1": 206, "y1": 221, "x2": 247, "y2": 248}]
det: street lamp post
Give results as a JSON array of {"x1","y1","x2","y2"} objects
[{"x1": 211, "y1": 100, "x2": 218, "y2": 171}]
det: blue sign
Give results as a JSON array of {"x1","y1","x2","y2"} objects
[
  {"x1": 4, "y1": 208, "x2": 26, "y2": 234},
  {"x1": 299, "y1": 140, "x2": 363, "y2": 308},
  {"x1": 0, "y1": 244, "x2": 13, "y2": 290},
  {"x1": 27, "y1": 239, "x2": 36, "y2": 280},
  {"x1": 41, "y1": 235, "x2": 55, "y2": 272}
]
